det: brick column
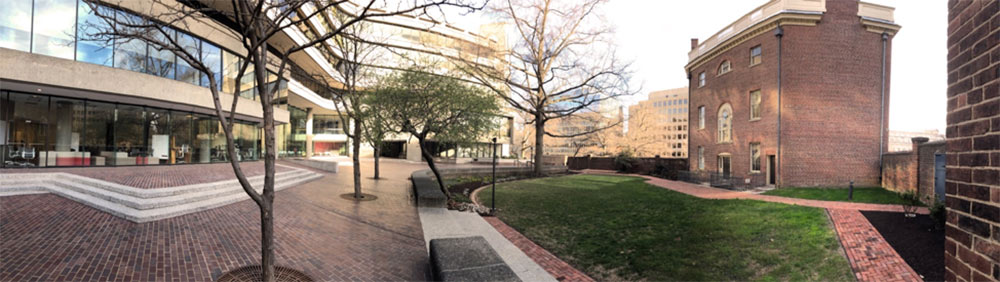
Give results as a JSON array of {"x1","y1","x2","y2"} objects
[{"x1": 945, "y1": 1, "x2": 1000, "y2": 281}]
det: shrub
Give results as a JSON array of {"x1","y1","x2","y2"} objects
[
  {"x1": 929, "y1": 200, "x2": 946, "y2": 230},
  {"x1": 899, "y1": 191, "x2": 921, "y2": 217},
  {"x1": 614, "y1": 150, "x2": 639, "y2": 173}
]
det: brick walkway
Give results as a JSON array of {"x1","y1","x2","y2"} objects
[
  {"x1": 0, "y1": 160, "x2": 431, "y2": 281},
  {"x1": 582, "y1": 171, "x2": 926, "y2": 282},
  {"x1": 483, "y1": 217, "x2": 594, "y2": 282},
  {"x1": 828, "y1": 209, "x2": 922, "y2": 282},
  {"x1": 0, "y1": 162, "x2": 292, "y2": 188}
]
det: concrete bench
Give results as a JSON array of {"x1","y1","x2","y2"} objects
[
  {"x1": 411, "y1": 169, "x2": 448, "y2": 208},
  {"x1": 429, "y1": 236, "x2": 520, "y2": 282}
]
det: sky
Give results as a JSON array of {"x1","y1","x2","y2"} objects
[
  {"x1": 442, "y1": 0, "x2": 948, "y2": 132},
  {"x1": 602, "y1": 0, "x2": 948, "y2": 132}
]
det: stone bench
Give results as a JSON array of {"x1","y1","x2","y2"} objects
[
  {"x1": 429, "y1": 236, "x2": 520, "y2": 282},
  {"x1": 411, "y1": 169, "x2": 448, "y2": 208}
]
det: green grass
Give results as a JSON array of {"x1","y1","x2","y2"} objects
[
  {"x1": 478, "y1": 174, "x2": 853, "y2": 281},
  {"x1": 762, "y1": 187, "x2": 920, "y2": 206}
]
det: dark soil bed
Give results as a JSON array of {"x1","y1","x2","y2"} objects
[{"x1": 861, "y1": 211, "x2": 944, "y2": 281}]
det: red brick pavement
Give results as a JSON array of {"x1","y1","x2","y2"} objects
[
  {"x1": 828, "y1": 209, "x2": 922, "y2": 282},
  {"x1": 483, "y1": 217, "x2": 595, "y2": 282},
  {"x1": 0, "y1": 160, "x2": 431, "y2": 281},
  {"x1": 0, "y1": 162, "x2": 293, "y2": 189}
]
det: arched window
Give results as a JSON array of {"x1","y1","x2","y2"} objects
[
  {"x1": 718, "y1": 60, "x2": 731, "y2": 75},
  {"x1": 718, "y1": 103, "x2": 732, "y2": 143}
]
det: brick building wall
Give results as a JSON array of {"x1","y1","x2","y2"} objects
[
  {"x1": 687, "y1": 0, "x2": 892, "y2": 187},
  {"x1": 944, "y1": 1, "x2": 1000, "y2": 281}
]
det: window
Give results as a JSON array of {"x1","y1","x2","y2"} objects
[
  {"x1": 146, "y1": 28, "x2": 176, "y2": 79},
  {"x1": 0, "y1": 0, "x2": 33, "y2": 52},
  {"x1": 312, "y1": 115, "x2": 343, "y2": 135},
  {"x1": 77, "y1": 2, "x2": 113, "y2": 66},
  {"x1": 750, "y1": 142, "x2": 761, "y2": 172},
  {"x1": 175, "y1": 33, "x2": 201, "y2": 85},
  {"x1": 750, "y1": 45, "x2": 762, "y2": 66},
  {"x1": 113, "y1": 12, "x2": 147, "y2": 72},
  {"x1": 750, "y1": 90, "x2": 761, "y2": 120},
  {"x1": 718, "y1": 60, "x2": 731, "y2": 75},
  {"x1": 698, "y1": 106, "x2": 705, "y2": 129},
  {"x1": 33, "y1": 0, "x2": 77, "y2": 59},
  {"x1": 222, "y1": 50, "x2": 241, "y2": 94},
  {"x1": 717, "y1": 103, "x2": 732, "y2": 143},
  {"x1": 698, "y1": 146, "x2": 704, "y2": 170},
  {"x1": 200, "y1": 42, "x2": 222, "y2": 89},
  {"x1": 698, "y1": 72, "x2": 706, "y2": 87}
]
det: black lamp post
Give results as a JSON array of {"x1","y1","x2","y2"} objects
[{"x1": 491, "y1": 137, "x2": 497, "y2": 215}]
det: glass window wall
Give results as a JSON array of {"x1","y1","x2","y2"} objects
[
  {"x1": 84, "y1": 100, "x2": 114, "y2": 166},
  {"x1": 5, "y1": 93, "x2": 49, "y2": 167},
  {"x1": 114, "y1": 104, "x2": 145, "y2": 166},
  {"x1": 175, "y1": 33, "x2": 201, "y2": 85},
  {"x1": 192, "y1": 114, "x2": 215, "y2": 164},
  {"x1": 146, "y1": 108, "x2": 169, "y2": 165},
  {"x1": 76, "y1": 1, "x2": 113, "y2": 66},
  {"x1": 32, "y1": 0, "x2": 77, "y2": 59},
  {"x1": 112, "y1": 12, "x2": 146, "y2": 72},
  {"x1": 168, "y1": 111, "x2": 192, "y2": 164},
  {"x1": 200, "y1": 42, "x2": 221, "y2": 89},
  {"x1": 48, "y1": 97, "x2": 85, "y2": 166},
  {"x1": 146, "y1": 28, "x2": 175, "y2": 79},
  {"x1": 0, "y1": 0, "x2": 33, "y2": 52},
  {"x1": 222, "y1": 50, "x2": 240, "y2": 94}
]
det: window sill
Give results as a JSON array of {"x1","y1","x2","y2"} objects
[
  {"x1": 749, "y1": 171, "x2": 761, "y2": 174},
  {"x1": 749, "y1": 62, "x2": 761, "y2": 68},
  {"x1": 749, "y1": 117, "x2": 761, "y2": 122},
  {"x1": 716, "y1": 141, "x2": 733, "y2": 144}
]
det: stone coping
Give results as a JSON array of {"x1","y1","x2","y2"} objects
[{"x1": 429, "y1": 236, "x2": 520, "y2": 282}]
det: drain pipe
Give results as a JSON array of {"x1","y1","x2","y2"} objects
[
  {"x1": 879, "y1": 32, "x2": 888, "y2": 174},
  {"x1": 775, "y1": 26, "x2": 783, "y2": 188}
]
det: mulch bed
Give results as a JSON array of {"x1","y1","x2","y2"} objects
[{"x1": 861, "y1": 211, "x2": 944, "y2": 281}]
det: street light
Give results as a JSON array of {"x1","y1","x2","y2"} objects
[{"x1": 491, "y1": 137, "x2": 497, "y2": 215}]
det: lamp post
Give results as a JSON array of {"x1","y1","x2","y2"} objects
[{"x1": 491, "y1": 137, "x2": 497, "y2": 215}]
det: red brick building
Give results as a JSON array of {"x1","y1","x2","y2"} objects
[
  {"x1": 686, "y1": 0, "x2": 899, "y2": 187},
  {"x1": 944, "y1": 1, "x2": 1000, "y2": 281}
]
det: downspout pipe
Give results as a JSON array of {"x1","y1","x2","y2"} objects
[
  {"x1": 879, "y1": 32, "x2": 888, "y2": 175},
  {"x1": 775, "y1": 26, "x2": 783, "y2": 188}
]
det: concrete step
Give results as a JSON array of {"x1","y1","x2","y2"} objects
[{"x1": 0, "y1": 166, "x2": 323, "y2": 222}]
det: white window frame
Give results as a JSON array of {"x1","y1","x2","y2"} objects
[
  {"x1": 750, "y1": 142, "x2": 761, "y2": 173},
  {"x1": 717, "y1": 103, "x2": 732, "y2": 143},
  {"x1": 698, "y1": 106, "x2": 705, "y2": 129},
  {"x1": 698, "y1": 146, "x2": 705, "y2": 170},
  {"x1": 698, "y1": 72, "x2": 706, "y2": 87},
  {"x1": 750, "y1": 45, "x2": 762, "y2": 66},
  {"x1": 749, "y1": 90, "x2": 761, "y2": 120},
  {"x1": 718, "y1": 61, "x2": 731, "y2": 75}
]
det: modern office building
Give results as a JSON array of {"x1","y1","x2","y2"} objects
[
  {"x1": 686, "y1": 0, "x2": 899, "y2": 187},
  {"x1": 0, "y1": 0, "x2": 510, "y2": 167},
  {"x1": 628, "y1": 87, "x2": 688, "y2": 158}
]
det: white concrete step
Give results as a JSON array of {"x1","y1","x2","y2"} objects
[{"x1": 0, "y1": 165, "x2": 323, "y2": 222}]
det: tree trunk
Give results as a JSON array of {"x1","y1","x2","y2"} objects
[
  {"x1": 533, "y1": 116, "x2": 545, "y2": 175},
  {"x1": 418, "y1": 138, "x2": 448, "y2": 198},
  {"x1": 259, "y1": 201, "x2": 275, "y2": 282},
  {"x1": 373, "y1": 146, "x2": 380, "y2": 179},
  {"x1": 352, "y1": 116, "x2": 362, "y2": 198}
]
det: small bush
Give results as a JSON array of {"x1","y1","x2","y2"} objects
[
  {"x1": 929, "y1": 200, "x2": 946, "y2": 230},
  {"x1": 614, "y1": 151, "x2": 639, "y2": 173}
]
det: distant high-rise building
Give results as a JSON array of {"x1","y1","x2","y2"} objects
[{"x1": 627, "y1": 88, "x2": 689, "y2": 158}]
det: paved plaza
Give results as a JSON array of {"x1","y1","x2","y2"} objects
[{"x1": 0, "y1": 159, "x2": 432, "y2": 281}]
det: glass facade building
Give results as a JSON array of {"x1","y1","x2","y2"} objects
[
  {"x1": 0, "y1": 90, "x2": 261, "y2": 168},
  {"x1": 0, "y1": 0, "x2": 277, "y2": 168}
]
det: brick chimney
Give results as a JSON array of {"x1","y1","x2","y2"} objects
[
  {"x1": 911, "y1": 137, "x2": 929, "y2": 152},
  {"x1": 691, "y1": 38, "x2": 699, "y2": 50}
]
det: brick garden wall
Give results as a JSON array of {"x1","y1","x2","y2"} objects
[
  {"x1": 879, "y1": 139, "x2": 945, "y2": 204},
  {"x1": 944, "y1": 1, "x2": 1000, "y2": 281},
  {"x1": 882, "y1": 152, "x2": 917, "y2": 193}
]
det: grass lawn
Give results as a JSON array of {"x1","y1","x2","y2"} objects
[
  {"x1": 762, "y1": 187, "x2": 919, "y2": 206},
  {"x1": 478, "y1": 174, "x2": 853, "y2": 281}
]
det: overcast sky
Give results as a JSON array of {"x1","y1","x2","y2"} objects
[{"x1": 602, "y1": 0, "x2": 948, "y2": 132}]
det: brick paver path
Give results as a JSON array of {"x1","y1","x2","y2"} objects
[
  {"x1": 828, "y1": 209, "x2": 922, "y2": 282},
  {"x1": 0, "y1": 162, "x2": 292, "y2": 188},
  {"x1": 483, "y1": 217, "x2": 595, "y2": 282},
  {"x1": 581, "y1": 170, "x2": 926, "y2": 282},
  {"x1": 0, "y1": 159, "x2": 432, "y2": 281}
]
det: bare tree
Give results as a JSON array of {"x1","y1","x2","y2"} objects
[
  {"x1": 80, "y1": 0, "x2": 479, "y2": 280},
  {"x1": 457, "y1": 0, "x2": 635, "y2": 174}
]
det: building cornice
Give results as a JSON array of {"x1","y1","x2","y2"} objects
[{"x1": 685, "y1": 12, "x2": 821, "y2": 73}]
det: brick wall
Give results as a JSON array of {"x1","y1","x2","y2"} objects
[
  {"x1": 567, "y1": 156, "x2": 687, "y2": 175},
  {"x1": 879, "y1": 138, "x2": 945, "y2": 204},
  {"x1": 882, "y1": 151, "x2": 917, "y2": 192},
  {"x1": 944, "y1": 1, "x2": 1000, "y2": 281}
]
